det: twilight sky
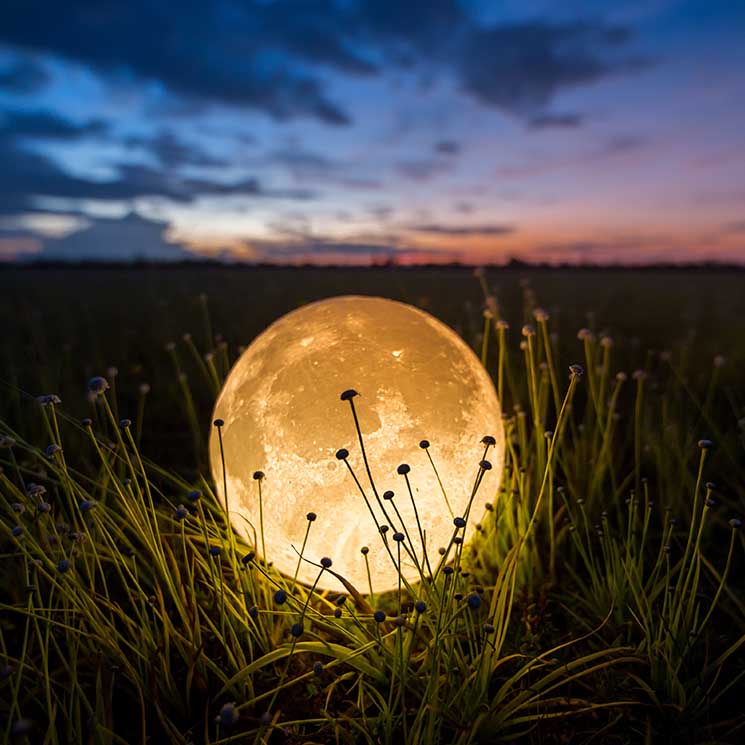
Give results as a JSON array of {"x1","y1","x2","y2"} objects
[{"x1": 1, "y1": 0, "x2": 744, "y2": 264}]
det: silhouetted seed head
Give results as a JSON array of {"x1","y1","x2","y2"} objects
[
  {"x1": 209, "y1": 546, "x2": 221, "y2": 557},
  {"x1": 57, "y1": 559, "x2": 70, "y2": 573},
  {"x1": 729, "y1": 518, "x2": 742, "y2": 530},
  {"x1": 11, "y1": 525, "x2": 22, "y2": 537},
  {"x1": 27, "y1": 483, "x2": 46, "y2": 498},
  {"x1": 259, "y1": 711, "x2": 272, "y2": 726},
  {"x1": 468, "y1": 593, "x2": 482, "y2": 610},
  {"x1": 393, "y1": 532, "x2": 405, "y2": 542},
  {"x1": 373, "y1": 610, "x2": 386, "y2": 623},
  {"x1": 698, "y1": 439, "x2": 713, "y2": 449},
  {"x1": 379, "y1": 525, "x2": 389, "y2": 534},
  {"x1": 175, "y1": 505, "x2": 188, "y2": 521},
  {"x1": 213, "y1": 418, "x2": 224, "y2": 428},
  {"x1": 479, "y1": 459, "x2": 492, "y2": 470},
  {"x1": 306, "y1": 511, "x2": 317, "y2": 521},
  {"x1": 38, "y1": 502, "x2": 51, "y2": 513},
  {"x1": 291, "y1": 622, "x2": 304, "y2": 637},
  {"x1": 11, "y1": 502, "x2": 24, "y2": 513},
  {"x1": 187, "y1": 489, "x2": 201, "y2": 501},
  {"x1": 483, "y1": 623, "x2": 496, "y2": 634},
  {"x1": 45, "y1": 443, "x2": 62, "y2": 458},
  {"x1": 577, "y1": 498, "x2": 585, "y2": 505},
  {"x1": 139, "y1": 383, "x2": 151, "y2": 395},
  {"x1": 453, "y1": 536, "x2": 463, "y2": 545},
  {"x1": 242, "y1": 551, "x2": 255, "y2": 565},
  {"x1": 600, "y1": 336, "x2": 614, "y2": 348},
  {"x1": 521, "y1": 324, "x2": 536, "y2": 337},
  {"x1": 334, "y1": 608, "x2": 342, "y2": 618},
  {"x1": 481, "y1": 435, "x2": 496, "y2": 446},
  {"x1": 484, "y1": 502, "x2": 493, "y2": 512},
  {"x1": 81, "y1": 417, "x2": 93, "y2": 428},
  {"x1": 569, "y1": 364, "x2": 584, "y2": 377},
  {"x1": 360, "y1": 546, "x2": 369, "y2": 555},
  {"x1": 252, "y1": 470, "x2": 264, "y2": 481},
  {"x1": 248, "y1": 605, "x2": 259, "y2": 620},
  {"x1": 443, "y1": 566, "x2": 454, "y2": 576},
  {"x1": 274, "y1": 589, "x2": 288, "y2": 605},
  {"x1": 454, "y1": 592, "x2": 463, "y2": 601},
  {"x1": 616, "y1": 371, "x2": 628, "y2": 382},
  {"x1": 397, "y1": 463, "x2": 410, "y2": 475},
  {"x1": 414, "y1": 600, "x2": 427, "y2": 613},
  {"x1": 313, "y1": 661, "x2": 323, "y2": 675},
  {"x1": 577, "y1": 328, "x2": 594, "y2": 341},
  {"x1": 533, "y1": 307, "x2": 549, "y2": 322},
  {"x1": 705, "y1": 482, "x2": 716, "y2": 491},
  {"x1": 37, "y1": 394, "x2": 61, "y2": 406},
  {"x1": 320, "y1": 557, "x2": 333, "y2": 569},
  {"x1": 496, "y1": 319, "x2": 510, "y2": 331},
  {"x1": 632, "y1": 369, "x2": 647, "y2": 381},
  {"x1": 393, "y1": 615, "x2": 406, "y2": 628},
  {"x1": 335, "y1": 595, "x2": 347, "y2": 606},
  {"x1": 454, "y1": 516, "x2": 467, "y2": 528},
  {"x1": 474, "y1": 585, "x2": 485, "y2": 595},
  {"x1": 88, "y1": 376, "x2": 109, "y2": 395},
  {"x1": 79, "y1": 500, "x2": 96, "y2": 513},
  {"x1": 335, "y1": 448, "x2": 349, "y2": 460},
  {"x1": 438, "y1": 546, "x2": 446, "y2": 555},
  {"x1": 216, "y1": 702, "x2": 238, "y2": 727},
  {"x1": 705, "y1": 498, "x2": 716, "y2": 508},
  {"x1": 340, "y1": 389, "x2": 358, "y2": 401},
  {"x1": 379, "y1": 491, "x2": 393, "y2": 503},
  {"x1": 419, "y1": 439, "x2": 430, "y2": 449}
]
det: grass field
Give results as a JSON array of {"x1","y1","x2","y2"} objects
[{"x1": 1, "y1": 265, "x2": 744, "y2": 744}]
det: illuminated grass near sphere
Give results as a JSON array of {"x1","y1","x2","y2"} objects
[{"x1": 209, "y1": 295, "x2": 504, "y2": 592}]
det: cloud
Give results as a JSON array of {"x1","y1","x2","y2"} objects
[
  {"x1": 0, "y1": 1, "x2": 353, "y2": 125},
  {"x1": 0, "y1": 109, "x2": 108, "y2": 141},
  {"x1": 434, "y1": 140, "x2": 461, "y2": 155},
  {"x1": 0, "y1": 3, "x2": 648, "y2": 126},
  {"x1": 125, "y1": 130, "x2": 228, "y2": 169},
  {"x1": 495, "y1": 134, "x2": 647, "y2": 177},
  {"x1": 407, "y1": 223, "x2": 515, "y2": 236},
  {"x1": 37, "y1": 211, "x2": 192, "y2": 262},
  {"x1": 0, "y1": 55, "x2": 48, "y2": 93},
  {"x1": 458, "y1": 21, "x2": 646, "y2": 116},
  {"x1": 253, "y1": 236, "x2": 455, "y2": 264},
  {"x1": 395, "y1": 158, "x2": 451, "y2": 181},
  {"x1": 528, "y1": 113, "x2": 584, "y2": 129},
  {"x1": 0, "y1": 117, "x2": 315, "y2": 215}
]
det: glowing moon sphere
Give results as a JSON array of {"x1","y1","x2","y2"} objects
[{"x1": 209, "y1": 296, "x2": 504, "y2": 592}]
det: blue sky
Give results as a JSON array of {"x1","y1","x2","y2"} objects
[{"x1": 0, "y1": 0, "x2": 743, "y2": 263}]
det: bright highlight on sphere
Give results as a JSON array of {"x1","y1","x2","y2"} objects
[{"x1": 209, "y1": 296, "x2": 504, "y2": 592}]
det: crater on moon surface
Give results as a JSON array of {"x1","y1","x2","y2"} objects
[{"x1": 210, "y1": 295, "x2": 504, "y2": 592}]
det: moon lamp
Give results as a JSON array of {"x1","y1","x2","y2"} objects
[{"x1": 209, "y1": 295, "x2": 504, "y2": 593}]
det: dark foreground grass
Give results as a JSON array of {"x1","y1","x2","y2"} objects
[{"x1": 1, "y1": 265, "x2": 744, "y2": 744}]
